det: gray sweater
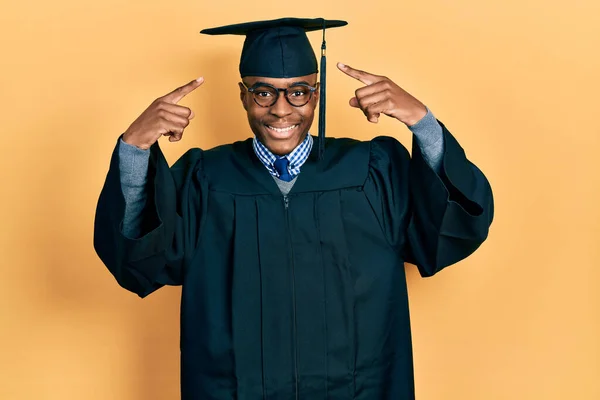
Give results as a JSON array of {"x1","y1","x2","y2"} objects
[{"x1": 118, "y1": 109, "x2": 444, "y2": 238}]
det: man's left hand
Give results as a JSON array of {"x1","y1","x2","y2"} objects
[{"x1": 338, "y1": 62, "x2": 427, "y2": 127}]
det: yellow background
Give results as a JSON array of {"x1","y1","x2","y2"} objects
[{"x1": 1, "y1": 0, "x2": 599, "y2": 399}]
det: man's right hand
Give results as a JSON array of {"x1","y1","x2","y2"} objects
[{"x1": 122, "y1": 77, "x2": 204, "y2": 150}]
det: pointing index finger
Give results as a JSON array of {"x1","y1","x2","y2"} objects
[
  {"x1": 337, "y1": 63, "x2": 382, "y2": 86},
  {"x1": 163, "y1": 77, "x2": 205, "y2": 104}
]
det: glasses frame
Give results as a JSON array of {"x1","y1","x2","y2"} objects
[{"x1": 242, "y1": 81, "x2": 318, "y2": 108}]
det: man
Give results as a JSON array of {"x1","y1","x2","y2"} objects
[{"x1": 94, "y1": 17, "x2": 493, "y2": 400}]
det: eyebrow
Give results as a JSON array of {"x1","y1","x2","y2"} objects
[{"x1": 249, "y1": 80, "x2": 314, "y2": 88}]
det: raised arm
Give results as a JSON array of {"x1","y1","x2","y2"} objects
[
  {"x1": 339, "y1": 63, "x2": 493, "y2": 276},
  {"x1": 93, "y1": 78, "x2": 206, "y2": 297}
]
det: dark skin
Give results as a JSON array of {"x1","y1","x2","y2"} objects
[
  {"x1": 238, "y1": 73, "x2": 319, "y2": 156},
  {"x1": 122, "y1": 64, "x2": 427, "y2": 152},
  {"x1": 122, "y1": 77, "x2": 203, "y2": 150},
  {"x1": 337, "y1": 63, "x2": 427, "y2": 126}
]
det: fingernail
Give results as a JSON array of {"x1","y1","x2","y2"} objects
[
  {"x1": 196, "y1": 77, "x2": 204, "y2": 82},
  {"x1": 337, "y1": 62, "x2": 345, "y2": 68}
]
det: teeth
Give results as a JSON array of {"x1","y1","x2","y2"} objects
[{"x1": 267, "y1": 125, "x2": 298, "y2": 133}]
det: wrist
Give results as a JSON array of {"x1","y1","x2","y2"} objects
[
  {"x1": 122, "y1": 131, "x2": 151, "y2": 150},
  {"x1": 401, "y1": 105, "x2": 428, "y2": 127}
]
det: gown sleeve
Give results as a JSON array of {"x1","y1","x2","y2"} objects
[
  {"x1": 365, "y1": 121, "x2": 494, "y2": 277},
  {"x1": 93, "y1": 138, "x2": 206, "y2": 297}
]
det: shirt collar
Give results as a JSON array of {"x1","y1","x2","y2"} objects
[{"x1": 252, "y1": 134, "x2": 313, "y2": 178}]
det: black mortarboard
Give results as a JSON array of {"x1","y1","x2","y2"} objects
[{"x1": 201, "y1": 17, "x2": 348, "y2": 159}]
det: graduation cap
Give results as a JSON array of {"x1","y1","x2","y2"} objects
[{"x1": 201, "y1": 17, "x2": 348, "y2": 159}]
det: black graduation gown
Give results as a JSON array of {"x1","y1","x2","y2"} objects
[{"x1": 94, "y1": 121, "x2": 493, "y2": 400}]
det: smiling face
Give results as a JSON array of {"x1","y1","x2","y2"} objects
[{"x1": 239, "y1": 73, "x2": 319, "y2": 156}]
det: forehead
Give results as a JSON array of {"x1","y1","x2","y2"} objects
[{"x1": 243, "y1": 73, "x2": 318, "y2": 87}]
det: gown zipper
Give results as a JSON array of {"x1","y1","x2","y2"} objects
[{"x1": 283, "y1": 195, "x2": 299, "y2": 399}]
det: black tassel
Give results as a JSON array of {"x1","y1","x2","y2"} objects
[{"x1": 318, "y1": 21, "x2": 327, "y2": 161}]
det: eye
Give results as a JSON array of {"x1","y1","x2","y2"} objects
[
  {"x1": 256, "y1": 91, "x2": 273, "y2": 98},
  {"x1": 289, "y1": 87, "x2": 310, "y2": 97}
]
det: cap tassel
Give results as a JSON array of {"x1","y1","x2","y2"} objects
[{"x1": 318, "y1": 21, "x2": 327, "y2": 161}]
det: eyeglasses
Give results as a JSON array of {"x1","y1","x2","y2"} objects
[{"x1": 242, "y1": 81, "x2": 317, "y2": 108}]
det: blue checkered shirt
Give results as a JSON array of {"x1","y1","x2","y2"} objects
[{"x1": 252, "y1": 134, "x2": 313, "y2": 180}]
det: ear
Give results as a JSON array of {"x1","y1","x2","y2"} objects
[
  {"x1": 239, "y1": 82, "x2": 248, "y2": 111},
  {"x1": 312, "y1": 82, "x2": 320, "y2": 106}
]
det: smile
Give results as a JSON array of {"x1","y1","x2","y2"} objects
[{"x1": 266, "y1": 124, "x2": 298, "y2": 133}]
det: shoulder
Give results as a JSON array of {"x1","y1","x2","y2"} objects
[
  {"x1": 321, "y1": 136, "x2": 371, "y2": 170},
  {"x1": 369, "y1": 136, "x2": 410, "y2": 162},
  {"x1": 323, "y1": 136, "x2": 364, "y2": 151},
  {"x1": 170, "y1": 138, "x2": 252, "y2": 170},
  {"x1": 322, "y1": 136, "x2": 368, "y2": 161},
  {"x1": 202, "y1": 138, "x2": 253, "y2": 165},
  {"x1": 326, "y1": 135, "x2": 410, "y2": 165}
]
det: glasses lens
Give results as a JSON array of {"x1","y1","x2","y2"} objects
[
  {"x1": 252, "y1": 86, "x2": 278, "y2": 107},
  {"x1": 287, "y1": 85, "x2": 312, "y2": 106}
]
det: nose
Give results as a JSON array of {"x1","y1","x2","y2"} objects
[{"x1": 269, "y1": 91, "x2": 293, "y2": 118}]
